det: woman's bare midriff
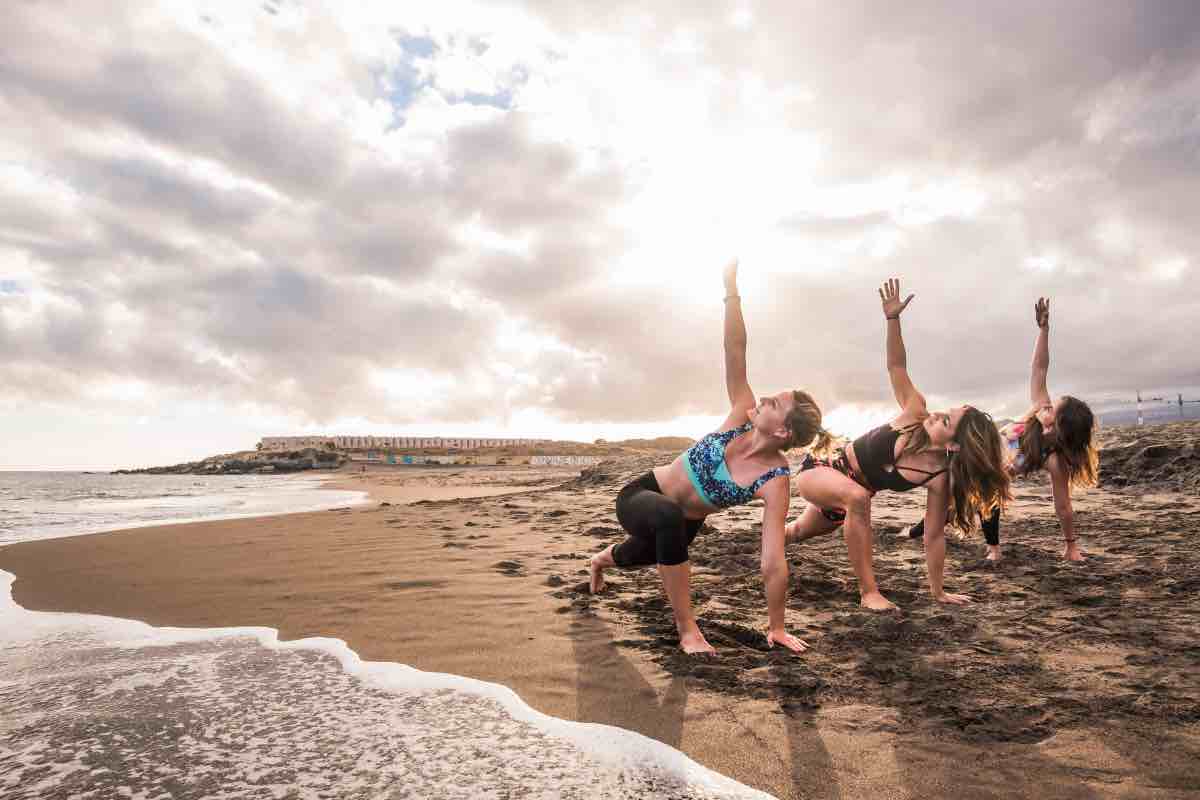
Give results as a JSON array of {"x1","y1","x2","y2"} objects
[{"x1": 652, "y1": 459, "x2": 716, "y2": 521}]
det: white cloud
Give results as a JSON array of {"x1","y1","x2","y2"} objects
[{"x1": 1, "y1": 1, "x2": 1199, "y2": 466}]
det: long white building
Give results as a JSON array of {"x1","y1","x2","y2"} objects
[{"x1": 259, "y1": 435, "x2": 543, "y2": 452}]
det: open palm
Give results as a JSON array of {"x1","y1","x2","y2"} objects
[{"x1": 879, "y1": 278, "x2": 914, "y2": 318}]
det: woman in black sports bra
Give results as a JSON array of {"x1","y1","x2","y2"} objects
[{"x1": 786, "y1": 279, "x2": 1013, "y2": 611}]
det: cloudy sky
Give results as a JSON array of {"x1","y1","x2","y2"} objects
[{"x1": 2, "y1": 1, "x2": 1198, "y2": 468}]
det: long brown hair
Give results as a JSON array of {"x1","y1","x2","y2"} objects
[
  {"x1": 1021, "y1": 397, "x2": 1098, "y2": 488},
  {"x1": 900, "y1": 408, "x2": 1012, "y2": 531},
  {"x1": 786, "y1": 390, "x2": 837, "y2": 456}
]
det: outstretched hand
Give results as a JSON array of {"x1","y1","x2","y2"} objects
[
  {"x1": 723, "y1": 259, "x2": 739, "y2": 294},
  {"x1": 879, "y1": 278, "x2": 914, "y2": 319},
  {"x1": 767, "y1": 628, "x2": 808, "y2": 653},
  {"x1": 1035, "y1": 297, "x2": 1050, "y2": 329}
]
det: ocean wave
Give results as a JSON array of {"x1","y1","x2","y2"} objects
[
  {"x1": 0, "y1": 571, "x2": 767, "y2": 799},
  {"x1": 0, "y1": 474, "x2": 369, "y2": 545}
]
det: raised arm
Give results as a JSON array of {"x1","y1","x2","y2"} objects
[
  {"x1": 759, "y1": 479, "x2": 807, "y2": 653},
  {"x1": 922, "y1": 475, "x2": 972, "y2": 604},
  {"x1": 1030, "y1": 297, "x2": 1051, "y2": 407},
  {"x1": 723, "y1": 260, "x2": 755, "y2": 421},
  {"x1": 879, "y1": 278, "x2": 926, "y2": 415}
]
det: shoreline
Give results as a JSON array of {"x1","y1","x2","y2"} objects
[
  {"x1": 0, "y1": 463, "x2": 581, "y2": 549},
  {"x1": 0, "y1": 570, "x2": 769, "y2": 800},
  {"x1": 0, "y1": 471, "x2": 370, "y2": 548}
]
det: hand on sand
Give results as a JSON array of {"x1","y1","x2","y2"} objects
[
  {"x1": 767, "y1": 629, "x2": 808, "y2": 654},
  {"x1": 722, "y1": 259, "x2": 739, "y2": 293},
  {"x1": 1063, "y1": 542, "x2": 1084, "y2": 562},
  {"x1": 879, "y1": 278, "x2": 914, "y2": 319},
  {"x1": 588, "y1": 555, "x2": 606, "y2": 594},
  {"x1": 679, "y1": 629, "x2": 717, "y2": 656},
  {"x1": 1035, "y1": 297, "x2": 1050, "y2": 329},
  {"x1": 935, "y1": 591, "x2": 972, "y2": 605},
  {"x1": 860, "y1": 591, "x2": 899, "y2": 611}
]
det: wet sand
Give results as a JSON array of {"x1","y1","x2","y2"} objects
[{"x1": 2, "y1": 440, "x2": 1199, "y2": 798}]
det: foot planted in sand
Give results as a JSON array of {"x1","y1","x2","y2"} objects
[
  {"x1": 860, "y1": 590, "x2": 899, "y2": 611},
  {"x1": 678, "y1": 626, "x2": 716, "y2": 655}
]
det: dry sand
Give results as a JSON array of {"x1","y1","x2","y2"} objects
[
  {"x1": 2, "y1": 436, "x2": 1199, "y2": 798},
  {"x1": 324, "y1": 462, "x2": 579, "y2": 505}
]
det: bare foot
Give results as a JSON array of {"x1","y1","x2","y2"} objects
[
  {"x1": 679, "y1": 629, "x2": 716, "y2": 655},
  {"x1": 767, "y1": 629, "x2": 809, "y2": 653},
  {"x1": 1063, "y1": 543, "x2": 1084, "y2": 562},
  {"x1": 985, "y1": 546, "x2": 1002, "y2": 561},
  {"x1": 860, "y1": 591, "x2": 899, "y2": 611},
  {"x1": 588, "y1": 555, "x2": 606, "y2": 594}
]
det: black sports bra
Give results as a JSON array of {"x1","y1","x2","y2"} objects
[{"x1": 851, "y1": 423, "x2": 946, "y2": 492}]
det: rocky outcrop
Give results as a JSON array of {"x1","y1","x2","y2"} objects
[
  {"x1": 114, "y1": 448, "x2": 345, "y2": 475},
  {"x1": 1097, "y1": 421, "x2": 1200, "y2": 491}
]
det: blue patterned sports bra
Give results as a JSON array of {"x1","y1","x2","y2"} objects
[{"x1": 683, "y1": 422, "x2": 791, "y2": 509}]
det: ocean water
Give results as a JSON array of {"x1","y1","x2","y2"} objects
[
  {"x1": 1093, "y1": 399, "x2": 1200, "y2": 427},
  {"x1": 0, "y1": 475, "x2": 768, "y2": 799},
  {"x1": 0, "y1": 471, "x2": 368, "y2": 545}
]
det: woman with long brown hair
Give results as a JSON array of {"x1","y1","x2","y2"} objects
[
  {"x1": 909, "y1": 298, "x2": 1097, "y2": 561},
  {"x1": 785, "y1": 279, "x2": 1012, "y2": 611},
  {"x1": 588, "y1": 261, "x2": 834, "y2": 654}
]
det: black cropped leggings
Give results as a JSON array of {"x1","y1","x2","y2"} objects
[
  {"x1": 909, "y1": 506, "x2": 1001, "y2": 546},
  {"x1": 611, "y1": 472, "x2": 705, "y2": 568}
]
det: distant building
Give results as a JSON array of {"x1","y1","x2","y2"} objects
[
  {"x1": 258, "y1": 435, "x2": 543, "y2": 452},
  {"x1": 259, "y1": 436, "x2": 332, "y2": 451}
]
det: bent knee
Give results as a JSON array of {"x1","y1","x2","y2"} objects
[
  {"x1": 843, "y1": 487, "x2": 872, "y2": 516},
  {"x1": 761, "y1": 554, "x2": 786, "y2": 574}
]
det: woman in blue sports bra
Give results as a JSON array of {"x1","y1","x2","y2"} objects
[
  {"x1": 786, "y1": 279, "x2": 1013, "y2": 611},
  {"x1": 588, "y1": 261, "x2": 833, "y2": 656}
]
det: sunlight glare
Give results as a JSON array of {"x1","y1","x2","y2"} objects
[{"x1": 610, "y1": 127, "x2": 823, "y2": 302}]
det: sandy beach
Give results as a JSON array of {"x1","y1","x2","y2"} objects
[{"x1": 3, "y1": 428, "x2": 1199, "y2": 799}]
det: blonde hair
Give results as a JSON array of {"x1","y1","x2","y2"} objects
[
  {"x1": 899, "y1": 408, "x2": 1012, "y2": 531},
  {"x1": 785, "y1": 390, "x2": 837, "y2": 456}
]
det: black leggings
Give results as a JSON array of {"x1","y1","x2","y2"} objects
[
  {"x1": 909, "y1": 506, "x2": 1001, "y2": 546},
  {"x1": 611, "y1": 472, "x2": 705, "y2": 568}
]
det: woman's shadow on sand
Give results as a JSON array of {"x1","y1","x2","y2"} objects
[
  {"x1": 567, "y1": 612, "x2": 689, "y2": 749},
  {"x1": 570, "y1": 609, "x2": 845, "y2": 799},
  {"x1": 772, "y1": 683, "x2": 844, "y2": 800}
]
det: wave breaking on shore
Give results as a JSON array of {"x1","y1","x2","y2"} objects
[{"x1": 0, "y1": 571, "x2": 770, "y2": 800}]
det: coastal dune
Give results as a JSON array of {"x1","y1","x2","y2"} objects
[{"x1": 3, "y1": 431, "x2": 1200, "y2": 798}]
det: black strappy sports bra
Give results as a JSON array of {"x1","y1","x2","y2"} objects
[{"x1": 850, "y1": 423, "x2": 947, "y2": 493}]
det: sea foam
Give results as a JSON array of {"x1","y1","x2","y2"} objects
[{"x1": 0, "y1": 571, "x2": 771, "y2": 799}]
